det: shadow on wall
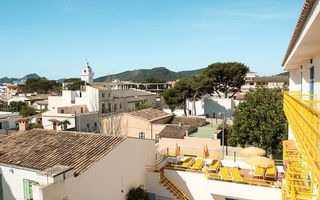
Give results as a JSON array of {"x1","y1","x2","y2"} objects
[
  {"x1": 204, "y1": 98, "x2": 234, "y2": 118},
  {"x1": 165, "y1": 170, "x2": 195, "y2": 200},
  {"x1": 0, "y1": 167, "x2": 15, "y2": 200}
]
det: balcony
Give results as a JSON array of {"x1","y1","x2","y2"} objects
[{"x1": 283, "y1": 91, "x2": 320, "y2": 182}]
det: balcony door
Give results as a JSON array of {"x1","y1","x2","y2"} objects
[{"x1": 310, "y1": 66, "x2": 314, "y2": 99}]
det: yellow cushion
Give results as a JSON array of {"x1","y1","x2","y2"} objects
[
  {"x1": 266, "y1": 167, "x2": 276, "y2": 176},
  {"x1": 191, "y1": 159, "x2": 203, "y2": 168},
  {"x1": 208, "y1": 160, "x2": 220, "y2": 170},
  {"x1": 220, "y1": 167, "x2": 232, "y2": 180},
  {"x1": 254, "y1": 167, "x2": 264, "y2": 176},
  {"x1": 230, "y1": 168, "x2": 243, "y2": 181},
  {"x1": 181, "y1": 157, "x2": 193, "y2": 167}
]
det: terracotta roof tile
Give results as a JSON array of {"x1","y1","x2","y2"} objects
[
  {"x1": 282, "y1": 0, "x2": 316, "y2": 66},
  {"x1": 0, "y1": 130, "x2": 125, "y2": 175},
  {"x1": 159, "y1": 125, "x2": 189, "y2": 139},
  {"x1": 128, "y1": 108, "x2": 171, "y2": 121},
  {"x1": 169, "y1": 116, "x2": 207, "y2": 128}
]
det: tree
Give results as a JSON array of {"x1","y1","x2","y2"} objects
[
  {"x1": 189, "y1": 75, "x2": 213, "y2": 115},
  {"x1": 138, "y1": 103, "x2": 149, "y2": 110},
  {"x1": 20, "y1": 105, "x2": 36, "y2": 117},
  {"x1": 9, "y1": 101, "x2": 27, "y2": 112},
  {"x1": 58, "y1": 120, "x2": 71, "y2": 130},
  {"x1": 145, "y1": 77, "x2": 166, "y2": 83},
  {"x1": 64, "y1": 78, "x2": 85, "y2": 91},
  {"x1": 126, "y1": 185, "x2": 149, "y2": 200},
  {"x1": 203, "y1": 62, "x2": 249, "y2": 98},
  {"x1": 23, "y1": 78, "x2": 61, "y2": 94},
  {"x1": 163, "y1": 78, "x2": 193, "y2": 116},
  {"x1": 228, "y1": 86, "x2": 288, "y2": 154}
]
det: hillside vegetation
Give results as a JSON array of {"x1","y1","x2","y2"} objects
[{"x1": 94, "y1": 67, "x2": 205, "y2": 82}]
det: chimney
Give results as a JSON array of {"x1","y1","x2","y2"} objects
[{"x1": 18, "y1": 118, "x2": 30, "y2": 131}]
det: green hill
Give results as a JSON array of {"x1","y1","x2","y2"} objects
[
  {"x1": 94, "y1": 67, "x2": 205, "y2": 82},
  {"x1": 276, "y1": 71, "x2": 289, "y2": 77},
  {"x1": 0, "y1": 73, "x2": 47, "y2": 84}
]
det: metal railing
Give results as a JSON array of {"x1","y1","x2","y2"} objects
[
  {"x1": 164, "y1": 151, "x2": 283, "y2": 165},
  {"x1": 159, "y1": 172, "x2": 190, "y2": 200},
  {"x1": 283, "y1": 91, "x2": 320, "y2": 182}
]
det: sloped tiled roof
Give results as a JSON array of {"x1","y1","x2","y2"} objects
[
  {"x1": 128, "y1": 108, "x2": 171, "y2": 121},
  {"x1": 0, "y1": 130, "x2": 125, "y2": 175},
  {"x1": 169, "y1": 116, "x2": 207, "y2": 128},
  {"x1": 112, "y1": 89, "x2": 155, "y2": 98},
  {"x1": 281, "y1": 0, "x2": 316, "y2": 66},
  {"x1": 159, "y1": 125, "x2": 189, "y2": 139}
]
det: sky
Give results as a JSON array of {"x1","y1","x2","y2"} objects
[{"x1": 0, "y1": 0, "x2": 303, "y2": 80}]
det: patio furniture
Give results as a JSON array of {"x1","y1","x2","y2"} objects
[
  {"x1": 265, "y1": 167, "x2": 277, "y2": 180},
  {"x1": 181, "y1": 157, "x2": 193, "y2": 168},
  {"x1": 220, "y1": 167, "x2": 232, "y2": 181},
  {"x1": 208, "y1": 160, "x2": 220, "y2": 173},
  {"x1": 230, "y1": 168, "x2": 244, "y2": 182},
  {"x1": 190, "y1": 158, "x2": 204, "y2": 169},
  {"x1": 254, "y1": 167, "x2": 264, "y2": 178}
]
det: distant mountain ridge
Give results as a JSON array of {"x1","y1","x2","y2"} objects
[
  {"x1": 94, "y1": 67, "x2": 205, "y2": 82},
  {"x1": 0, "y1": 73, "x2": 47, "y2": 83}
]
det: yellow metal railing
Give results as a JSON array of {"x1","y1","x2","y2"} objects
[
  {"x1": 165, "y1": 151, "x2": 283, "y2": 165},
  {"x1": 145, "y1": 165, "x2": 190, "y2": 200},
  {"x1": 283, "y1": 91, "x2": 320, "y2": 182},
  {"x1": 159, "y1": 172, "x2": 190, "y2": 200},
  {"x1": 165, "y1": 163, "x2": 284, "y2": 188},
  {"x1": 283, "y1": 92, "x2": 320, "y2": 200}
]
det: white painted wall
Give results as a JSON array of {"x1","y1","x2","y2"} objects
[
  {"x1": 186, "y1": 97, "x2": 235, "y2": 118},
  {"x1": 36, "y1": 138, "x2": 155, "y2": 200},
  {"x1": 0, "y1": 137, "x2": 155, "y2": 200},
  {"x1": 164, "y1": 169, "x2": 281, "y2": 200},
  {"x1": 163, "y1": 108, "x2": 186, "y2": 117},
  {"x1": 146, "y1": 171, "x2": 177, "y2": 200},
  {"x1": 0, "y1": 165, "x2": 39, "y2": 200}
]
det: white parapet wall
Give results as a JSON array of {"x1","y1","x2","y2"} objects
[{"x1": 164, "y1": 169, "x2": 281, "y2": 200}]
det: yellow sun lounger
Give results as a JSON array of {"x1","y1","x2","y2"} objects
[
  {"x1": 181, "y1": 157, "x2": 193, "y2": 168},
  {"x1": 220, "y1": 167, "x2": 232, "y2": 181},
  {"x1": 254, "y1": 167, "x2": 264, "y2": 177},
  {"x1": 208, "y1": 160, "x2": 220, "y2": 172},
  {"x1": 230, "y1": 168, "x2": 244, "y2": 182},
  {"x1": 266, "y1": 167, "x2": 276, "y2": 177},
  {"x1": 190, "y1": 159, "x2": 203, "y2": 169}
]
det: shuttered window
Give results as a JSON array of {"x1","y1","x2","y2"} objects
[{"x1": 23, "y1": 179, "x2": 35, "y2": 200}]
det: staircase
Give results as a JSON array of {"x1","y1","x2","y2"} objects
[
  {"x1": 283, "y1": 140, "x2": 314, "y2": 200},
  {"x1": 159, "y1": 172, "x2": 190, "y2": 200}
]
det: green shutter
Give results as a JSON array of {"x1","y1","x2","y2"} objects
[
  {"x1": 23, "y1": 179, "x2": 34, "y2": 200},
  {"x1": 0, "y1": 175, "x2": 3, "y2": 200},
  {"x1": 23, "y1": 179, "x2": 29, "y2": 199}
]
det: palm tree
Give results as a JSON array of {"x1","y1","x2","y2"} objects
[{"x1": 58, "y1": 120, "x2": 71, "y2": 131}]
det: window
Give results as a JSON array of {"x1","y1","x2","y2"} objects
[
  {"x1": 23, "y1": 179, "x2": 35, "y2": 200},
  {"x1": 155, "y1": 134, "x2": 160, "y2": 143},
  {"x1": 114, "y1": 104, "x2": 117, "y2": 112},
  {"x1": 102, "y1": 103, "x2": 105, "y2": 114},
  {"x1": 108, "y1": 93, "x2": 111, "y2": 98},
  {"x1": 102, "y1": 93, "x2": 105, "y2": 98},
  {"x1": 61, "y1": 109, "x2": 64, "y2": 114},
  {"x1": 119, "y1": 103, "x2": 122, "y2": 109},
  {"x1": 139, "y1": 132, "x2": 145, "y2": 139}
]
